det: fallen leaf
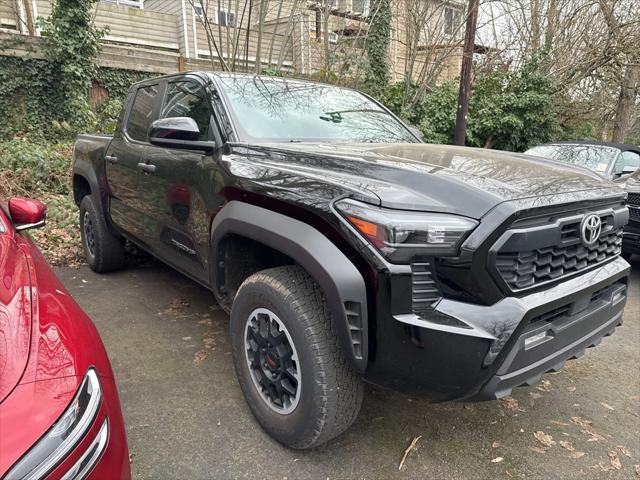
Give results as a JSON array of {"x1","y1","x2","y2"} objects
[
  {"x1": 550, "y1": 420, "x2": 571, "y2": 426},
  {"x1": 492, "y1": 441, "x2": 501, "y2": 449},
  {"x1": 500, "y1": 397, "x2": 520, "y2": 412},
  {"x1": 491, "y1": 457, "x2": 504, "y2": 463},
  {"x1": 193, "y1": 350, "x2": 207, "y2": 365},
  {"x1": 630, "y1": 396, "x2": 640, "y2": 401},
  {"x1": 530, "y1": 392, "x2": 543, "y2": 399},
  {"x1": 609, "y1": 451, "x2": 622, "y2": 470},
  {"x1": 567, "y1": 386, "x2": 577, "y2": 392},
  {"x1": 182, "y1": 336, "x2": 192, "y2": 341},
  {"x1": 617, "y1": 445, "x2": 631, "y2": 458},
  {"x1": 536, "y1": 380, "x2": 552, "y2": 392},
  {"x1": 529, "y1": 446, "x2": 547, "y2": 454},
  {"x1": 571, "y1": 416, "x2": 605, "y2": 442},
  {"x1": 398, "y1": 436, "x2": 421, "y2": 471},
  {"x1": 634, "y1": 464, "x2": 640, "y2": 476},
  {"x1": 534, "y1": 431, "x2": 556, "y2": 448},
  {"x1": 600, "y1": 402, "x2": 615, "y2": 411},
  {"x1": 558, "y1": 440, "x2": 585, "y2": 458},
  {"x1": 559, "y1": 440, "x2": 576, "y2": 452}
]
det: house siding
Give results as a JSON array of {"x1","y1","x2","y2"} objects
[
  {"x1": 0, "y1": 1, "x2": 17, "y2": 30},
  {"x1": 145, "y1": 0, "x2": 182, "y2": 14}
]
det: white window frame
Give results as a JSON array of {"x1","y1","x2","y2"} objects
[
  {"x1": 216, "y1": 8, "x2": 237, "y2": 27},
  {"x1": 194, "y1": 3, "x2": 236, "y2": 27},
  {"x1": 101, "y1": 0, "x2": 144, "y2": 9},
  {"x1": 443, "y1": 6, "x2": 462, "y2": 36},
  {"x1": 350, "y1": 0, "x2": 369, "y2": 16}
]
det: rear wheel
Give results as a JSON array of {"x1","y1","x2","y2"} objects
[
  {"x1": 230, "y1": 265, "x2": 364, "y2": 449},
  {"x1": 79, "y1": 196, "x2": 125, "y2": 273}
]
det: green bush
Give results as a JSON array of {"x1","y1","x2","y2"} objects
[
  {"x1": 0, "y1": 140, "x2": 71, "y2": 196},
  {"x1": 373, "y1": 60, "x2": 559, "y2": 151}
]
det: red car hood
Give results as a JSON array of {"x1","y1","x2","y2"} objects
[
  {"x1": 0, "y1": 234, "x2": 32, "y2": 403},
  {"x1": 0, "y1": 224, "x2": 119, "y2": 476}
]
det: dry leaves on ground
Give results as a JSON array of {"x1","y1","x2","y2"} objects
[
  {"x1": 500, "y1": 396, "x2": 520, "y2": 412},
  {"x1": 608, "y1": 451, "x2": 622, "y2": 470},
  {"x1": 536, "y1": 379, "x2": 552, "y2": 392},
  {"x1": 193, "y1": 350, "x2": 207, "y2": 365},
  {"x1": 534, "y1": 431, "x2": 556, "y2": 448},
  {"x1": 617, "y1": 445, "x2": 632, "y2": 458},
  {"x1": 529, "y1": 446, "x2": 547, "y2": 454},
  {"x1": 559, "y1": 440, "x2": 586, "y2": 459},
  {"x1": 571, "y1": 416, "x2": 605, "y2": 442}
]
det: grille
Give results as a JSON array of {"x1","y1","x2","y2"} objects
[
  {"x1": 627, "y1": 193, "x2": 640, "y2": 207},
  {"x1": 496, "y1": 229, "x2": 622, "y2": 290},
  {"x1": 410, "y1": 262, "x2": 440, "y2": 313},
  {"x1": 493, "y1": 202, "x2": 626, "y2": 292},
  {"x1": 630, "y1": 206, "x2": 640, "y2": 222}
]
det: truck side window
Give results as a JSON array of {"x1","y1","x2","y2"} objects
[
  {"x1": 613, "y1": 151, "x2": 640, "y2": 175},
  {"x1": 127, "y1": 85, "x2": 159, "y2": 142},
  {"x1": 160, "y1": 81, "x2": 212, "y2": 141}
]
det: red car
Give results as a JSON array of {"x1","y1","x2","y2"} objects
[{"x1": 0, "y1": 198, "x2": 130, "y2": 479}]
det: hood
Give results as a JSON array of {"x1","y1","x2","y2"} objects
[
  {"x1": 0, "y1": 234, "x2": 32, "y2": 403},
  {"x1": 243, "y1": 143, "x2": 623, "y2": 218}
]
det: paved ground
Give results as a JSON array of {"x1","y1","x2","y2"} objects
[{"x1": 56, "y1": 257, "x2": 640, "y2": 480}]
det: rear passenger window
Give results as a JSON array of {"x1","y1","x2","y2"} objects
[
  {"x1": 160, "y1": 81, "x2": 212, "y2": 141},
  {"x1": 126, "y1": 85, "x2": 159, "y2": 142}
]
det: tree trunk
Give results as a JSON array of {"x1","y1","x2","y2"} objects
[{"x1": 611, "y1": 65, "x2": 639, "y2": 143}]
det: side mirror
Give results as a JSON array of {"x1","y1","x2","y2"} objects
[
  {"x1": 408, "y1": 126, "x2": 424, "y2": 142},
  {"x1": 149, "y1": 117, "x2": 215, "y2": 152},
  {"x1": 8, "y1": 197, "x2": 46, "y2": 231},
  {"x1": 614, "y1": 166, "x2": 639, "y2": 178}
]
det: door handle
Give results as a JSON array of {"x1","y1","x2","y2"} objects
[
  {"x1": 137, "y1": 163, "x2": 157, "y2": 174},
  {"x1": 105, "y1": 155, "x2": 118, "y2": 164}
]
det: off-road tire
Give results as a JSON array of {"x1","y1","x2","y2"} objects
[
  {"x1": 230, "y1": 265, "x2": 364, "y2": 449},
  {"x1": 79, "y1": 195, "x2": 125, "y2": 273}
]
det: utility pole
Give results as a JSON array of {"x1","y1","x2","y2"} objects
[{"x1": 453, "y1": 0, "x2": 480, "y2": 146}]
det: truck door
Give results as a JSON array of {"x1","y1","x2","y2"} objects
[
  {"x1": 105, "y1": 83, "x2": 160, "y2": 246},
  {"x1": 140, "y1": 78, "x2": 221, "y2": 283}
]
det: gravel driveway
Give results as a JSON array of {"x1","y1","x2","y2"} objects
[{"x1": 56, "y1": 257, "x2": 640, "y2": 480}]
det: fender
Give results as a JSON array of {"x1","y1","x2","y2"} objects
[
  {"x1": 211, "y1": 201, "x2": 369, "y2": 373},
  {"x1": 72, "y1": 135, "x2": 112, "y2": 228}
]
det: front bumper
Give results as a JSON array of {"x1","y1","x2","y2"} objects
[{"x1": 364, "y1": 257, "x2": 630, "y2": 401}]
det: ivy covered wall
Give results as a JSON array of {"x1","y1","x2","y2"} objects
[{"x1": 0, "y1": 56, "x2": 151, "y2": 141}]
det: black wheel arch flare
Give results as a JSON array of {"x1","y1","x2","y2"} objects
[{"x1": 210, "y1": 201, "x2": 369, "y2": 373}]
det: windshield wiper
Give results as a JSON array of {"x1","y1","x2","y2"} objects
[{"x1": 319, "y1": 109, "x2": 386, "y2": 124}]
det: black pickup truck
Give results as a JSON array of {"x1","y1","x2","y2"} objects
[{"x1": 73, "y1": 72, "x2": 631, "y2": 449}]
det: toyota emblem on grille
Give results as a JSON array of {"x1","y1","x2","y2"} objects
[{"x1": 580, "y1": 214, "x2": 602, "y2": 246}]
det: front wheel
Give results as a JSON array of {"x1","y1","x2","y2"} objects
[{"x1": 230, "y1": 265, "x2": 364, "y2": 449}]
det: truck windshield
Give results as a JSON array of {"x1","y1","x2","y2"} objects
[{"x1": 214, "y1": 75, "x2": 419, "y2": 143}]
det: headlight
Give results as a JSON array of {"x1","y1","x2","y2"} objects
[
  {"x1": 5, "y1": 369, "x2": 103, "y2": 480},
  {"x1": 335, "y1": 198, "x2": 478, "y2": 262}
]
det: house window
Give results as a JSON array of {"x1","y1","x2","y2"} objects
[
  {"x1": 194, "y1": 3, "x2": 236, "y2": 27},
  {"x1": 101, "y1": 0, "x2": 144, "y2": 8},
  {"x1": 351, "y1": 0, "x2": 370, "y2": 16},
  {"x1": 217, "y1": 9, "x2": 236, "y2": 27},
  {"x1": 443, "y1": 6, "x2": 462, "y2": 35}
]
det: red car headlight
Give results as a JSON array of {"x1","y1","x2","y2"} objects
[{"x1": 5, "y1": 368, "x2": 104, "y2": 480}]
